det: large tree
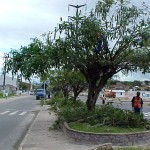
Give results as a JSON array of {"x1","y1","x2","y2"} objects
[
  {"x1": 6, "y1": 0, "x2": 150, "y2": 111},
  {"x1": 50, "y1": 0, "x2": 150, "y2": 110}
]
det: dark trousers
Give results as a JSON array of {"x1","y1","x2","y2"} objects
[
  {"x1": 102, "y1": 100, "x2": 105, "y2": 104},
  {"x1": 134, "y1": 108, "x2": 141, "y2": 113}
]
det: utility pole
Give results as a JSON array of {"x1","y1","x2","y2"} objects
[
  {"x1": 69, "y1": 4, "x2": 86, "y2": 17},
  {"x1": 68, "y1": 4, "x2": 86, "y2": 50},
  {"x1": 3, "y1": 53, "x2": 9, "y2": 97},
  {"x1": 68, "y1": 4, "x2": 86, "y2": 30}
]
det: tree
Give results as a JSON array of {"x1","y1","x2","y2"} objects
[
  {"x1": 144, "y1": 80, "x2": 150, "y2": 86},
  {"x1": 106, "y1": 79, "x2": 120, "y2": 88},
  {"x1": 132, "y1": 80, "x2": 142, "y2": 87},
  {"x1": 7, "y1": 38, "x2": 52, "y2": 81},
  {"x1": 46, "y1": 69, "x2": 87, "y2": 101},
  {"x1": 6, "y1": 0, "x2": 150, "y2": 111},
  {"x1": 51, "y1": 0, "x2": 149, "y2": 110},
  {"x1": 67, "y1": 70, "x2": 87, "y2": 102},
  {"x1": 19, "y1": 82, "x2": 30, "y2": 91}
]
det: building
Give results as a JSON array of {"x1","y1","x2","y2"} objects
[
  {"x1": 112, "y1": 90, "x2": 126, "y2": 98},
  {"x1": 0, "y1": 75, "x2": 17, "y2": 93}
]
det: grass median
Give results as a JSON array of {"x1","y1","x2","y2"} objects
[{"x1": 69, "y1": 122, "x2": 146, "y2": 133}]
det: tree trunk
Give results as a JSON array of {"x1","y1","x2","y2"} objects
[
  {"x1": 80, "y1": 61, "x2": 116, "y2": 111},
  {"x1": 73, "y1": 85, "x2": 84, "y2": 103},
  {"x1": 62, "y1": 84, "x2": 70, "y2": 99},
  {"x1": 86, "y1": 79, "x2": 107, "y2": 111}
]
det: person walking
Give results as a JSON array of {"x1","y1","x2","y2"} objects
[
  {"x1": 131, "y1": 92, "x2": 143, "y2": 113},
  {"x1": 101, "y1": 94, "x2": 106, "y2": 105}
]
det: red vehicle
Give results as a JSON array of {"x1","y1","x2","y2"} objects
[{"x1": 104, "y1": 91, "x2": 116, "y2": 98}]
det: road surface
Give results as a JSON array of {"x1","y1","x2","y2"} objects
[{"x1": 0, "y1": 95, "x2": 41, "y2": 150}]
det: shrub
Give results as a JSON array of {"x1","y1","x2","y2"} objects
[
  {"x1": 0, "y1": 93, "x2": 3, "y2": 98},
  {"x1": 48, "y1": 96, "x2": 149, "y2": 128}
]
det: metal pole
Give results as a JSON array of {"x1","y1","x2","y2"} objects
[
  {"x1": 68, "y1": 4, "x2": 86, "y2": 52},
  {"x1": 3, "y1": 54, "x2": 9, "y2": 97},
  {"x1": 68, "y1": 4, "x2": 86, "y2": 33}
]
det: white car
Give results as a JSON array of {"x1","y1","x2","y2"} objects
[{"x1": 30, "y1": 90, "x2": 35, "y2": 95}]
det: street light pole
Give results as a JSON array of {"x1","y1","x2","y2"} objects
[
  {"x1": 68, "y1": 4, "x2": 86, "y2": 26},
  {"x1": 2, "y1": 53, "x2": 9, "y2": 96}
]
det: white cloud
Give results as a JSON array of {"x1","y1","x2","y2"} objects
[
  {"x1": 115, "y1": 72, "x2": 150, "y2": 81},
  {"x1": 0, "y1": 0, "x2": 93, "y2": 51}
]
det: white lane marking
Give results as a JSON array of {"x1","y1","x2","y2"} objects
[
  {"x1": 0, "y1": 111, "x2": 10, "y2": 115},
  {"x1": 9, "y1": 111, "x2": 19, "y2": 115},
  {"x1": 144, "y1": 112, "x2": 150, "y2": 117},
  {"x1": 144, "y1": 112, "x2": 150, "y2": 115},
  {"x1": 19, "y1": 112, "x2": 27, "y2": 116}
]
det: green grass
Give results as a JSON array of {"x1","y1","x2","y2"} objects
[
  {"x1": 0, "y1": 93, "x2": 15, "y2": 99},
  {"x1": 115, "y1": 148, "x2": 150, "y2": 150},
  {"x1": 69, "y1": 122, "x2": 146, "y2": 133},
  {"x1": 0, "y1": 93, "x2": 4, "y2": 98}
]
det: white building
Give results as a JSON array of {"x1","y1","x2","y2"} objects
[
  {"x1": 128, "y1": 91, "x2": 150, "y2": 100},
  {"x1": 112, "y1": 90, "x2": 126, "y2": 98},
  {"x1": 0, "y1": 75, "x2": 17, "y2": 94},
  {"x1": 0, "y1": 75, "x2": 17, "y2": 87}
]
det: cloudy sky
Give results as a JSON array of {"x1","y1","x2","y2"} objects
[{"x1": 0, "y1": 0, "x2": 149, "y2": 81}]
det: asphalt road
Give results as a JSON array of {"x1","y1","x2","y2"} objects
[{"x1": 0, "y1": 94, "x2": 41, "y2": 150}]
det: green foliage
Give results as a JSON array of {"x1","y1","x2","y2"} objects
[
  {"x1": 48, "y1": 97, "x2": 148, "y2": 128},
  {"x1": 0, "y1": 93, "x2": 3, "y2": 98},
  {"x1": 96, "y1": 105, "x2": 147, "y2": 128},
  {"x1": 58, "y1": 102, "x2": 88, "y2": 123},
  {"x1": 19, "y1": 82, "x2": 29, "y2": 91},
  {"x1": 0, "y1": 93, "x2": 15, "y2": 98},
  {"x1": 40, "y1": 99, "x2": 45, "y2": 106},
  {"x1": 115, "y1": 148, "x2": 150, "y2": 150},
  {"x1": 46, "y1": 95, "x2": 64, "y2": 106},
  {"x1": 46, "y1": 69, "x2": 87, "y2": 100}
]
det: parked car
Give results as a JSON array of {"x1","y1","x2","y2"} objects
[
  {"x1": 35, "y1": 89, "x2": 46, "y2": 100},
  {"x1": 30, "y1": 90, "x2": 35, "y2": 95},
  {"x1": 105, "y1": 91, "x2": 116, "y2": 98}
]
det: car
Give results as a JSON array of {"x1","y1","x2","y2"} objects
[
  {"x1": 30, "y1": 90, "x2": 35, "y2": 95},
  {"x1": 36, "y1": 89, "x2": 46, "y2": 100}
]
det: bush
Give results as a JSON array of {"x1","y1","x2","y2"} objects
[
  {"x1": 0, "y1": 93, "x2": 3, "y2": 98},
  {"x1": 87, "y1": 105, "x2": 148, "y2": 128},
  {"x1": 48, "y1": 96, "x2": 149, "y2": 129}
]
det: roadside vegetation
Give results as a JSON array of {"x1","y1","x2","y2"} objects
[
  {"x1": 114, "y1": 146, "x2": 150, "y2": 150},
  {"x1": 115, "y1": 148, "x2": 150, "y2": 150},
  {"x1": 0, "y1": 93, "x2": 4, "y2": 98},
  {"x1": 0, "y1": 93, "x2": 15, "y2": 99},
  {"x1": 69, "y1": 123, "x2": 146, "y2": 133},
  {"x1": 46, "y1": 94, "x2": 149, "y2": 133}
]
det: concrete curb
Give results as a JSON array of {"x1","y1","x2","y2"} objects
[{"x1": 18, "y1": 105, "x2": 43, "y2": 150}]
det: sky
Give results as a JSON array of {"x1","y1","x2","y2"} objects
[{"x1": 0, "y1": 0, "x2": 149, "y2": 81}]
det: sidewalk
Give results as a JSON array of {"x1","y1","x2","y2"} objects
[
  {"x1": 19, "y1": 105, "x2": 94, "y2": 150},
  {"x1": 18, "y1": 105, "x2": 150, "y2": 150}
]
